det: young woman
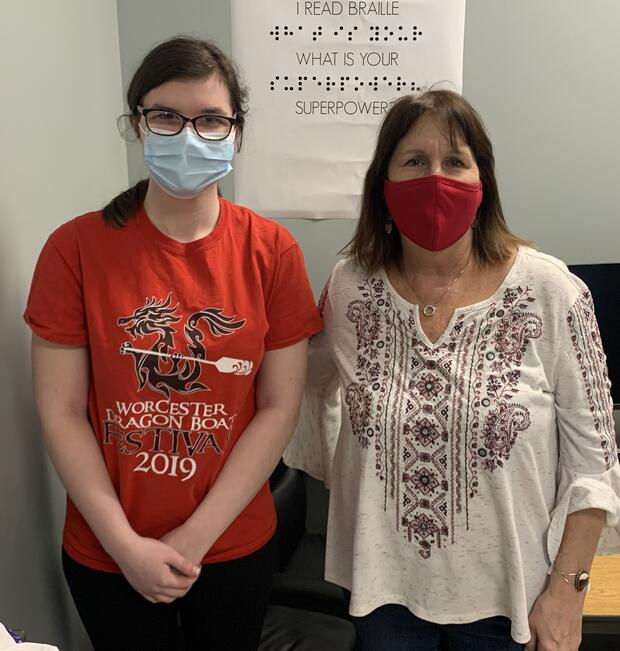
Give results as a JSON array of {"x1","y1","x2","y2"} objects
[
  {"x1": 285, "y1": 90, "x2": 620, "y2": 651},
  {"x1": 25, "y1": 36, "x2": 322, "y2": 651}
]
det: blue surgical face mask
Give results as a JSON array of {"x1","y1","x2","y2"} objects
[{"x1": 142, "y1": 126, "x2": 234, "y2": 199}]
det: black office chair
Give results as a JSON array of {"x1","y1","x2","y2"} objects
[{"x1": 259, "y1": 462, "x2": 356, "y2": 650}]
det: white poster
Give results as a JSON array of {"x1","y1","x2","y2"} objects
[{"x1": 232, "y1": 0, "x2": 466, "y2": 219}]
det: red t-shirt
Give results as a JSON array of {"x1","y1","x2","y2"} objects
[{"x1": 24, "y1": 197, "x2": 323, "y2": 572}]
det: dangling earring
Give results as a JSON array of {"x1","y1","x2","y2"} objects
[{"x1": 385, "y1": 219, "x2": 393, "y2": 234}]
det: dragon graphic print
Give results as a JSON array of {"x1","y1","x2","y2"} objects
[
  {"x1": 101, "y1": 292, "x2": 253, "y2": 483},
  {"x1": 118, "y1": 292, "x2": 252, "y2": 397}
]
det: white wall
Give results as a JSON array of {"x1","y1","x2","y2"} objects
[{"x1": 0, "y1": 2, "x2": 127, "y2": 648}]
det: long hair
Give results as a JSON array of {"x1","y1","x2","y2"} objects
[
  {"x1": 103, "y1": 36, "x2": 248, "y2": 226},
  {"x1": 347, "y1": 90, "x2": 529, "y2": 273}
]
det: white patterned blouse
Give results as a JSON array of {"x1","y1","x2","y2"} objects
[{"x1": 284, "y1": 246, "x2": 620, "y2": 644}]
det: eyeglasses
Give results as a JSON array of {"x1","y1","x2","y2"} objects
[{"x1": 137, "y1": 106, "x2": 236, "y2": 141}]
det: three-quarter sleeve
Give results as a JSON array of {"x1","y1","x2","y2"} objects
[
  {"x1": 547, "y1": 287, "x2": 620, "y2": 560},
  {"x1": 283, "y1": 278, "x2": 341, "y2": 487}
]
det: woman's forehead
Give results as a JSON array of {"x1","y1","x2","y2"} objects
[
  {"x1": 143, "y1": 75, "x2": 232, "y2": 112},
  {"x1": 403, "y1": 113, "x2": 467, "y2": 146},
  {"x1": 399, "y1": 113, "x2": 468, "y2": 150}
]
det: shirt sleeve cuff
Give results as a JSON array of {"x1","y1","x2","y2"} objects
[{"x1": 547, "y1": 465, "x2": 620, "y2": 562}]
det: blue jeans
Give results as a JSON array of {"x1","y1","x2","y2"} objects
[{"x1": 351, "y1": 604, "x2": 525, "y2": 651}]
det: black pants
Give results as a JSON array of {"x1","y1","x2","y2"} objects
[{"x1": 62, "y1": 536, "x2": 276, "y2": 651}]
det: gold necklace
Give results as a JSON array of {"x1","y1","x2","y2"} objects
[{"x1": 403, "y1": 250, "x2": 472, "y2": 318}]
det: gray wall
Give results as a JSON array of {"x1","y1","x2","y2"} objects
[
  {"x1": 463, "y1": 1, "x2": 619, "y2": 266},
  {"x1": 1, "y1": 2, "x2": 128, "y2": 648},
  {"x1": 118, "y1": 0, "x2": 620, "y2": 299}
]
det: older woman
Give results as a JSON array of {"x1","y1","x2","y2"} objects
[{"x1": 285, "y1": 90, "x2": 620, "y2": 651}]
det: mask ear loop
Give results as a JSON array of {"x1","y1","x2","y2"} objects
[
  {"x1": 226, "y1": 124, "x2": 237, "y2": 144},
  {"x1": 137, "y1": 123, "x2": 151, "y2": 147}
]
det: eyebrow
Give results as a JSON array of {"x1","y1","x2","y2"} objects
[
  {"x1": 148, "y1": 103, "x2": 230, "y2": 115},
  {"x1": 400, "y1": 147, "x2": 469, "y2": 157}
]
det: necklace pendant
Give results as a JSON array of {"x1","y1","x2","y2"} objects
[{"x1": 423, "y1": 304, "x2": 437, "y2": 318}]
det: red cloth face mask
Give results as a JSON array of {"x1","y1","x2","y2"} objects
[{"x1": 384, "y1": 175, "x2": 483, "y2": 251}]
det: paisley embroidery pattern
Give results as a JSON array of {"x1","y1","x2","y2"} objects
[
  {"x1": 567, "y1": 290, "x2": 617, "y2": 468},
  {"x1": 345, "y1": 280, "x2": 543, "y2": 558}
]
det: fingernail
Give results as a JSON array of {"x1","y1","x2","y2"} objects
[{"x1": 193, "y1": 566, "x2": 201, "y2": 576}]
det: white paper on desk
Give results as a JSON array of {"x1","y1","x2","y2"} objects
[
  {"x1": 0, "y1": 625, "x2": 14, "y2": 648},
  {"x1": 0, "y1": 623, "x2": 59, "y2": 650}
]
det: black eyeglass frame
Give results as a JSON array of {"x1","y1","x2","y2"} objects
[{"x1": 136, "y1": 105, "x2": 236, "y2": 141}]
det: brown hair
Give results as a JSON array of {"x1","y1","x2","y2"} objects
[
  {"x1": 347, "y1": 90, "x2": 529, "y2": 273},
  {"x1": 103, "y1": 36, "x2": 248, "y2": 226}
]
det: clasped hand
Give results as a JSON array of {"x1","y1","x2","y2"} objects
[{"x1": 114, "y1": 533, "x2": 202, "y2": 604}]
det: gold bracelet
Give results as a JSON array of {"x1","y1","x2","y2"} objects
[{"x1": 552, "y1": 566, "x2": 590, "y2": 592}]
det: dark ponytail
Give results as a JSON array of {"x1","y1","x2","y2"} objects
[
  {"x1": 102, "y1": 36, "x2": 248, "y2": 227},
  {"x1": 102, "y1": 180, "x2": 149, "y2": 227}
]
